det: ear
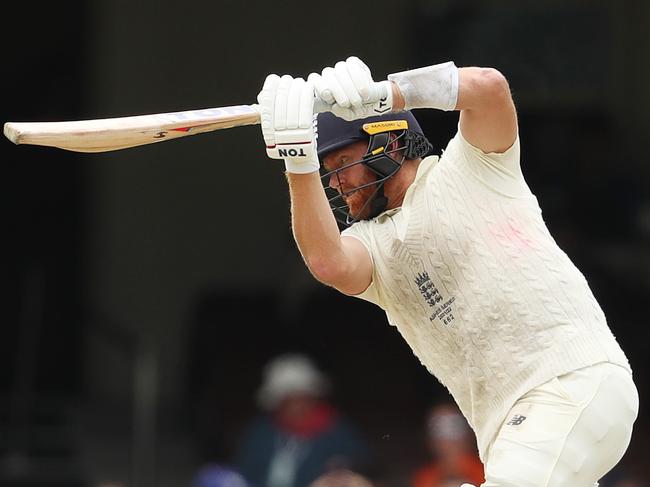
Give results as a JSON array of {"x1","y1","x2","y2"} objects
[
  {"x1": 387, "y1": 132, "x2": 400, "y2": 151},
  {"x1": 387, "y1": 132, "x2": 405, "y2": 157}
]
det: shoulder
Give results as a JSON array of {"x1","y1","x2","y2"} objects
[
  {"x1": 437, "y1": 130, "x2": 532, "y2": 198},
  {"x1": 442, "y1": 129, "x2": 520, "y2": 168}
]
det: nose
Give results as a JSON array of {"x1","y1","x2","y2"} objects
[{"x1": 329, "y1": 171, "x2": 342, "y2": 191}]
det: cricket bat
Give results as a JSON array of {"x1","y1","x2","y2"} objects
[
  {"x1": 3, "y1": 83, "x2": 389, "y2": 153},
  {"x1": 3, "y1": 105, "x2": 263, "y2": 153}
]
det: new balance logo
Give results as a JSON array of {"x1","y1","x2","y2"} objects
[{"x1": 507, "y1": 414, "x2": 527, "y2": 426}]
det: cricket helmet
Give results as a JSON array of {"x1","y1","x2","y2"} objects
[{"x1": 316, "y1": 110, "x2": 432, "y2": 226}]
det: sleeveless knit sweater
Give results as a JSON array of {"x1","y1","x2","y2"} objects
[{"x1": 342, "y1": 130, "x2": 630, "y2": 459}]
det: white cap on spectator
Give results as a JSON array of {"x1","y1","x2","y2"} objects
[{"x1": 256, "y1": 353, "x2": 330, "y2": 410}]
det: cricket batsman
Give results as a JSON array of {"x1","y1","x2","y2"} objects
[{"x1": 256, "y1": 56, "x2": 638, "y2": 487}]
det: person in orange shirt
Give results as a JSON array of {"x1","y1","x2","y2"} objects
[{"x1": 412, "y1": 403, "x2": 484, "y2": 487}]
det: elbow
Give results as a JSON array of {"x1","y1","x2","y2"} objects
[
  {"x1": 476, "y1": 67, "x2": 511, "y2": 106},
  {"x1": 305, "y1": 254, "x2": 348, "y2": 287}
]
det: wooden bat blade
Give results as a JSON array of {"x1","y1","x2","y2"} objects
[{"x1": 3, "y1": 104, "x2": 262, "y2": 153}]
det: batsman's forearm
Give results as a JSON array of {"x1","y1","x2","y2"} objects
[{"x1": 286, "y1": 172, "x2": 346, "y2": 284}]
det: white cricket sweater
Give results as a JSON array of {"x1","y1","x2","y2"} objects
[{"x1": 342, "y1": 130, "x2": 631, "y2": 460}]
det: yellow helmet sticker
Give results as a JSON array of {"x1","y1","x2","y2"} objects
[{"x1": 362, "y1": 120, "x2": 409, "y2": 135}]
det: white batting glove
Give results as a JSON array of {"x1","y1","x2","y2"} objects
[
  {"x1": 257, "y1": 74, "x2": 319, "y2": 174},
  {"x1": 308, "y1": 56, "x2": 394, "y2": 121}
]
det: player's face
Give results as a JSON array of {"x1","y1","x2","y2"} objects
[{"x1": 322, "y1": 141, "x2": 378, "y2": 220}]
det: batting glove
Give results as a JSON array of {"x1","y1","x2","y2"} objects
[
  {"x1": 257, "y1": 74, "x2": 319, "y2": 174},
  {"x1": 308, "y1": 56, "x2": 394, "y2": 121}
]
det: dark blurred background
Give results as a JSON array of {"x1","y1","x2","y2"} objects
[{"x1": 1, "y1": 0, "x2": 648, "y2": 486}]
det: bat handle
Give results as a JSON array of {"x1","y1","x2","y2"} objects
[
  {"x1": 249, "y1": 98, "x2": 353, "y2": 117},
  {"x1": 313, "y1": 97, "x2": 331, "y2": 114},
  {"x1": 250, "y1": 82, "x2": 389, "y2": 117}
]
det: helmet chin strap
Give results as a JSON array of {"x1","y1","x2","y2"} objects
[{"x1": 367, "y1": 181, "x2": 389, "y2": 219}]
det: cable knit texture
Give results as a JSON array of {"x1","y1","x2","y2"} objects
[{"x1": 342, "y1": 130, "x2": 630, "y2": 460}]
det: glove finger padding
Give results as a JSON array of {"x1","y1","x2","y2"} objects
[
  {"x1": 257, "y1": 74, "x2": 280, "y2": 153},
  {"x1": 321, "y1": 66, "x2": 349, "y2": 108},
  {"x1": 274, "y1": 74, "x2": 293, "y2": 131},
  {"x1": 264, "y1": 76, "x2": 319, "y2": 174},
  {"x1": 308, "y1": 72, "x2": 335, "y2": 106},
  {"x1": 344, "y1": 56, "x2": 373, "y2": 103},
  {"x1": 286, "y1": 77, "x2": 305, "y2": 130},
  {"x1": 334, "y1": 60, "x2": 363, "y2": 108},
  {"x1": 298, "y1": 80, "x2": 315, "y2": 129},
  {"x1": 312, "y1": 56, "x2": 394, "y2": 121}
]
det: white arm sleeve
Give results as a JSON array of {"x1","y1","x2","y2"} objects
[{"x1": 388, "y1": 62, "x2": 459, "y2": 111}]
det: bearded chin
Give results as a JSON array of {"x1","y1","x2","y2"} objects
[{"x1": 348, "y1": 184, "x2": 380, "y2": 221}]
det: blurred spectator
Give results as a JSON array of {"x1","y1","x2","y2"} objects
[
  {"x1": 236, "y1": 353, "x2": 370, "y2": 487},
  {"x1": 411, "y1": 404, "x2": 484, "y2": 487},
  {"x1": 309, "y1": 469, "x2": 374, "y2": 487},
  {"x1": 600, "y1": 467, "x2": 644, "y2": 487},
  {"x1": 193, "y1": 463, "x2": 249, "y2": 487},
  {"x1": 611, "y1": 480, "x2": 642, "y2": 487}
]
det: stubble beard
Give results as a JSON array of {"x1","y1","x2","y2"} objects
[{"x1": 344, "y1": 183, "x2": 378, "y2": 221}]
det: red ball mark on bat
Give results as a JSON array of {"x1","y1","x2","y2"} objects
[{"x1": 170, "y1": 123, "x2": 218, "y2": 133}]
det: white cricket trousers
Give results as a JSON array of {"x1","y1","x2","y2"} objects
[{"x1": 482, "y1": 362, "x2": 638, "y2": 487}]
